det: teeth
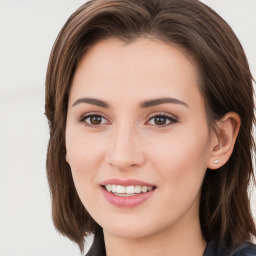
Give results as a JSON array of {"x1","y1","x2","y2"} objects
[
  {"x1": 106, "y1": 184, "x2": 112, "y2": 192},
  {"x1": 112, "y1": 184, "x2": 117, "y2": 193},
  {"x1": 125, "y1": 186, "x2": 135, "y2": 194},
  {"x1": 134, "y1": 185, "x2": 142, "y2": 193},
  {"x1": 116, "y1": 185, "x2": 125, "y2": 194},
  {"x1": 104, "y1": 184, "x2": 154, "y2": 195},
  {"x1": 142, "y1": 186, "x2": 147, "y2": 193}
]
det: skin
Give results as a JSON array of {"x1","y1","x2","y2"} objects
[{"x1": 65, "y1": 38, "x2": 240, "y2": 256}]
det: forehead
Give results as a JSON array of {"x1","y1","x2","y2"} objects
[{"x1": 70, "y1": 37, "x2": 203, "y2": 110}]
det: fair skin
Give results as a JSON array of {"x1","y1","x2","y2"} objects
[{"x1": 65, "y1": 38, "x2": 240, "y2": 256}]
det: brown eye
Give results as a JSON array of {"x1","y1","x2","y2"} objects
[
  {"x1": 80, "y1": 114, "x2": 108, "y2": 127},
  {"x1": 89, "y1": 115, "x2": 102, "y2": 125},
  {"x1": 154, "y1": 116, "x2": 168, "y2": 125},
  {"x1": 148, "y1": 114, "x2": 177, "y2": 127}
]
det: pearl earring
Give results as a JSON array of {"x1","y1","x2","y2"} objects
[{"x1": 213, "y1": 159, "x2": 219, "y2": 164}]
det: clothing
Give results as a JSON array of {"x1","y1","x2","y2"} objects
[
  {"x1": 203, "y1": 240, "x2": 256, "y2": 256},
  {"x1": 86, "y1": 238, "x2": 256, "y2": 256}
]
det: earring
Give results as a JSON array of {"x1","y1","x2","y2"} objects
[
  {"x1": 213, "y1": 159, "x2": 219, "y2": 164},
  {"x1": 65, "y1": 154, "x2": 69, "y2": 160}
]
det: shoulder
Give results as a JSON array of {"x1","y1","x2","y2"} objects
[
  {"x1": 230, "y1": 243, "x2": 256, "y2": 256},
  {"x1": 204, "y1": 240, "x2": 256, "y2": 256}
]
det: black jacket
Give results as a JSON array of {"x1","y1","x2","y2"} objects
[
  {"x1": 203, "y1": 240, "x2": 256, "y2": 256},
  {"x1": 86, "y1": 237, "x2": 256, "y2": 256}
]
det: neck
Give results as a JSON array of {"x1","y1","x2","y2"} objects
[{"x1": 103, "y1": 211, "x2": 206, "y2": 256}]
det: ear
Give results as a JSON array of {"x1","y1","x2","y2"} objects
[
  {"x1": 65, "y1": 154, "x2": 69, "y2": 164},
  {"x1": 207, "y1": 112, "x2": 241, "y2": 170}
]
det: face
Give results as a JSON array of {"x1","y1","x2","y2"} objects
[{"x1": 66, "y1": 38, "x2": 215, "y2": 239}]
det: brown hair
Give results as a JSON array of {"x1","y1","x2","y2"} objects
[{"x1": 45, "y1": 0, "x2": 256, "y2": 253}]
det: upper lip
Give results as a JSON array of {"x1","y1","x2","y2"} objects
[{"x1": 101, "y1": 178, "x2": 156, "y2": 187}]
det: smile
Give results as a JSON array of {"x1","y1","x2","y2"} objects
[
  {"x1": 104, "y1": 184, "x2": 154, "y2": 196},
  {"x1": 101, "y1": 179, "x2": 156, "y2": 207}
]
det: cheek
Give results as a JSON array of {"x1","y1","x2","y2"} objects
[
  {"x1": 65, "y1": 127, "x2": 105, "y2": 199},
  {"x1": 144, "y1": 130, "x2": 210, "y2": 225},
  {"x1": 148, "y1": 127, "x2": 210, "y2": 190},
  {"x1": 67, "y1": 147, "x2": 102, "y2": 214},
  {"x1": 66, "y1": 125, "x2": 105, "y2": 169}
]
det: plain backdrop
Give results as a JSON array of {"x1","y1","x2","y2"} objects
[{"x1": 0, "y1": 1, "x2": 255, "y2": 255}]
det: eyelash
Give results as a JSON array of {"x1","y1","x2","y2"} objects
[
  {"x1": 147, "y1": 113, "x2": 178, "y2": 127},
  {"x1": 78, "y1": 112, "x2": 109, "y2": 128},
  {"x1": 78, "y1": 112, "x2": 178, "y2": 128}
]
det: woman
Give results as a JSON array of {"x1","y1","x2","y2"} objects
[{"x1": 45, "y1": 0, "x2": 256, "y2": 255}]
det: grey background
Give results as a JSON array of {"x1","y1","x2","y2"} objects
[{"x1": 0, "y1": 1, "x2": 255, "y2": 255}]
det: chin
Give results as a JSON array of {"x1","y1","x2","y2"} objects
[
  {"x1": 104, "y1": 226, "x2": 151, "y2": 239},
  {"x1": 101, "y1": 216, "x2": 164, "y2": 239}
]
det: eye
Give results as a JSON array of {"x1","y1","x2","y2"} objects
[
  {"x1": 79, "y1": 114, "x2": 109, "y2": 127},
  {"x1": 147, "y1": 114, "x2": 177, "y2": 127}
]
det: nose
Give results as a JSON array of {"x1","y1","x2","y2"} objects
[{"x1": 105, "y1": 124, "x2": 145, "y2": 170}]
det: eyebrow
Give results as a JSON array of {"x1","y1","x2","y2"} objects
[
  {"x1": 72, "y1": 97, "x2": 189, "y2": 109},
  {"x1": 140, "y1": 97, "x2": 189, "y2": 108},
  {"x1": 72, "y1": 97, "x2": 109, "y2": 108}
]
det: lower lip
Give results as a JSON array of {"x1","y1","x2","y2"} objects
[{"x1": 101, "y1": 187, "x2": 155, "y2": 208}]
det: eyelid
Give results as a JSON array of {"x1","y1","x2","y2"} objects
[
  {"x1": 145, "y1": 112, "x2": 178, "y2": 127},
  {"x1": 147, "y1": 111, "x2": 178, "y2": 120},
  {"x1": 78, "y1": 112, "x2": 111, "y2": 127},
  {"x1": 77, "y1": 111, "x2": 178, "y2": 128}
]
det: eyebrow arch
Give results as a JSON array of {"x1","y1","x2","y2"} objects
[
  {"x1": 72, "y1": 97, "x2": 109, "y2": 108},
  {"x1": 140, "y1": 97, "x2": 189, "y2": 108}
]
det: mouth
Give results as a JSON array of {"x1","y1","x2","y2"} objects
[
  {"x1": 100, "y1": 179, "x2": 157, "y2": 207},
  {"x1": 102, "y1": 184, "x2": 156, "y2": 196}
]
